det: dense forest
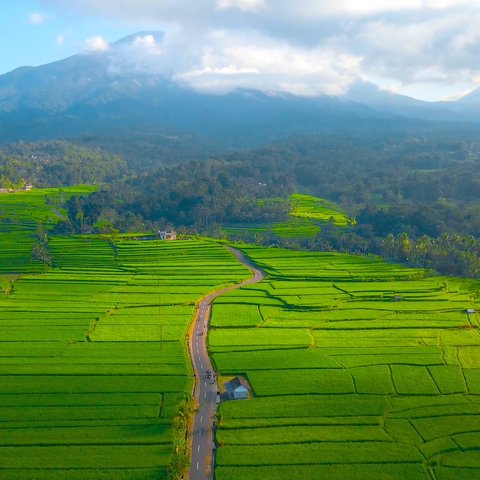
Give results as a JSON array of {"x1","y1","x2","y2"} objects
[
  {"x1": 1, "y1": 132, "x2": 480, "y2": 277},
  {"x1": 0, "y1": 141, "x2": 126, "y2": 187}
]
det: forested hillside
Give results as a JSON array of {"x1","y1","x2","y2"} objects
[
  {"x1": 0, "y1": 141, "x2": 126, "y2": 187},
  {"x1": 1, "y1": 132, "x2": 480, "y2": 276}
]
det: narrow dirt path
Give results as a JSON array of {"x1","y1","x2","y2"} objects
[{"x1": 187, "y1": 246, "x2": 265, "y2": 480}]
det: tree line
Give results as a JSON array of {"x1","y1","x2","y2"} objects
[{"x1": 2, "y1": 133, "x2": 480, "y2": 277}]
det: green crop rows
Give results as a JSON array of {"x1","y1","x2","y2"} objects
[
  {"x1": 222, "y1": 193, "x2": 352, "y2": 239},
  {"x1": 0, "y1": 234, "x2": 249, "y2": 479},
  {"x1": 0, "y1": 186, "x2": 96, "y2": 274},
  {"x1": 3, "y1": 187, "x2": 480, "y2": 479},
  {"x1": 289, "y1": 193, "x2": 353, "y2": 226},
  {"x1": 222, "y1": 218, "x2": 320, "y2": 239},
  {"x1": 211, "y1": 246, "x2": 480, "y2": 480}
]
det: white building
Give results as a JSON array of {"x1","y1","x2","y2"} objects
[{"x1": 157, "y1": 230, "x2": 177, "y2": 241}]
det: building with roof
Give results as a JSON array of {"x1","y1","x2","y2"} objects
[
  {"x1": 223, "y1": 376, "x2": 251, "y2": 400},
  {"x1": 157, "y1": 230, "x2": 177, "y2": 240}
]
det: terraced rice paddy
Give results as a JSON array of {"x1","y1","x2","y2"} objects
[
  {"x1": 0, "y1": 237, "x2": 249, "y2": 479},
  {"x1": 0, "y1": 186, "x2": 95, "y2": 274},
  {"x1": 222, "y1": 219, "x2": 320, "y2": 239},
  {"x1": 211, "y1": 246, "x2": 480, "y2": 480},
  {"x1": 289, "y1": 193, "x2": 353, "y2": 226},
  {"x1": 223, "y1": 193, "x2": 352, "y2": 239}
]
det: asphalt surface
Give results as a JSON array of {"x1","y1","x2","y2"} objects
[{"x1": 188, "y1": 247, "x2": 265, "y2": 480}]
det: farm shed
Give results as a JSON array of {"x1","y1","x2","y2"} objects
[
  {"x1": 157, "y1": 230, "x2": 177, "y2": 240},
  {"x1": 224, "y1": 376, "x2": 250, "y2": 400},
  {"x1": 0, "y1": 183, "x2": 33, "y2": 193}
]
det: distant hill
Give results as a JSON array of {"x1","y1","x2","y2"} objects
[
  {"x1": 344, "y1": 80, "x2": 480, "y2": 122},
  {"x1": 1, "y1": 32, "x2": 480, "y2": 146}
]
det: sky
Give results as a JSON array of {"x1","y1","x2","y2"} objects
[{"x1": 1, "y1": 0, "x2": 480, "y2": 101}]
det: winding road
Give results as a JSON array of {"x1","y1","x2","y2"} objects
[{"x1": 188, "y1": 246, "x2": 265, "y2": 480}]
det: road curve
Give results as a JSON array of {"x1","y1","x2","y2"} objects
[{"x1": 187, "y1": 246, "x2": 265, "y2": 480}]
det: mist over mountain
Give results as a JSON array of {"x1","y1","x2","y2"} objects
[
  {"x1": 344, "y1": 81, "x2": 480, "y2": 123},
  {"x1": 1, "y1": 32, "x2": 480, "y2": 146}
]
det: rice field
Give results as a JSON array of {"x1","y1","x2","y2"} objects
[
  {"x1": 223, "y1": 219, "x2": 320, "y2": 239},
  {"x1": 212, "y1": 246, "x2": 480, "y2": 480},
  {"x1": 289, "y1": 193, "x2": 353, "y2": 226},
  {"x1": 0, "y1": 236, "x2": 249, "y2": 479},
  {"x1": 222, "y1": 193, "x2": 352, "y2": 239},
  {"x1": 0, "y1": 186, "x2": 96, "y2": 274},
  {"x1": 3, "y1": 188, "x2": 479, "y2": 478}
]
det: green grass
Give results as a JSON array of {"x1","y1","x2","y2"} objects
[
  {"x1": 217, "y1": 424, "x2": 392, "y2": 444},
  {"x1": 213, "y1": 244, "x2": 480, "y2": 480},
  {"x1": 216, "y1": 442, "x2": 423, "y2": 465},
  {"x1": 215, "y1": 464, "x2": 428, "y2": 480},
  {"x1": 247, "y1": 368, "x2": 355, "y2": 395},
  {"x1": 0, "y1": 237, "x2": 250, "y2": 479},
  {"x1": 222, "y1": 192, "x2": 353, "y2": 240},
  {"x1": 222, "y1": 218, "x2": 319, "y2": 239},
  {"x1": 0, "y1": 186, "x2": 96, "y2": 274},
  {"x1": 289, "y1": 193, "x2": 353, "y2": 226}
]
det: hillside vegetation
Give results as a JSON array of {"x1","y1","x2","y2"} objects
[
  {"x1": 222, "y1": 193, "x2": 352, "y2": 239},
  {"x1": 1, "y1": 133, "x2": 480, "y2": 278},
  {"x1": 289, "y1": 193, "x2": 353, "y2": 226},
  {"x1": 1, "y1": 187, "x2": 480, "y2": 479},
  {"x1": 0, "y1": 186, "x2": 96, "y2": 274},
  {"x1": 0, "y1": 188, "x2": 253, "y2": 479},
  {"x1": 0, "y1": 141, "x2": 126, "y2": 187}
]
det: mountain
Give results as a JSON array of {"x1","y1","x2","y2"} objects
[
  {"x1": 0, "y1": 32, "x2": 479, "y2": 146},
  {"x1": 344, "y1": 80, "x2": 480, "y2": 122},
  {"x1": 344, "y1": 81, "x2": 442, "y2": 120},
  {"x1": 454, "y1": 86, "x2": 480, "y2": 109}
]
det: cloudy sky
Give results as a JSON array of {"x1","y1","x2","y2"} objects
[{"x1": 2, "y1": 0, "x2": 480, "y2": 101}]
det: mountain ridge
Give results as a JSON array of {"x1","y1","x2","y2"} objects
[{"x1": 1, "y1": 32, "x2": 479, "y2": 145}]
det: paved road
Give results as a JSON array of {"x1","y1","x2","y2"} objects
[{"x1": 188, "y1": 247, "x2": 265, "y2": 480}]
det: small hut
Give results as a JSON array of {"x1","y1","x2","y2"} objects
[
  {"x1": 157, "y1": 230, "x2": 177, "y2": 241},
  {"x1": 224, "y1": 376, "x2": 250, "y2": 400}
]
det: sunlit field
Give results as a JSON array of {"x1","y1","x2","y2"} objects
[
  {"x1": 0, "y1": 235, "x2": 248, "y2": 480},
  {"x1": 0, "y1": 186, "x2": 95, "y2": 274},
  {"x1": 222, "y1": 193, "x2": 352, "y2": 240},
  {"x1": 212, "y1": 246, "x2": 480, "y2": 480}
]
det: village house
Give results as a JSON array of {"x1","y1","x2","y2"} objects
[
  {"x1": 223, "y1": 376, "x2": 251, "y2": 400},
  {"x1": 157, "y1": 229, "x2": 177, "y2": 240},
  {"x1": 0, "y1": 183, "x2": 33, "y2": 194}
]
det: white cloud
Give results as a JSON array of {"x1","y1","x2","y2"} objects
[
  {"x1": 172, "y1": 30, "x2": 360, "y2": 95},
  {"x1": 216, "y1": 0, "x2": 265, "y2": 12},
  {"x1": 133, "y1": 34, "x2": 158, "y2": 50},
  {"x1": 44, "y1": 0, "x2": 480, "y2": 19},
  {"x1": 291, "y1": 0, "x2": 480, "y2": 17},
  {"x1": 84, "y1": 36, "x2": 110, "y2": 52},
  {"x1": 56, "y1": 33, "x2": 65, "y2": 46},
  {"x1": 27, "y1": 12, "x2": 47, "y2": 25},
  {"x1": 106, "y1": 33, "x2": 170, "y2": 75},
  {"x1": 442, "y1": 88, "x2": 475, "y2": 101},
  {"x1": 43, "y1": 0, "x2": 480, "y2": 99}
]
